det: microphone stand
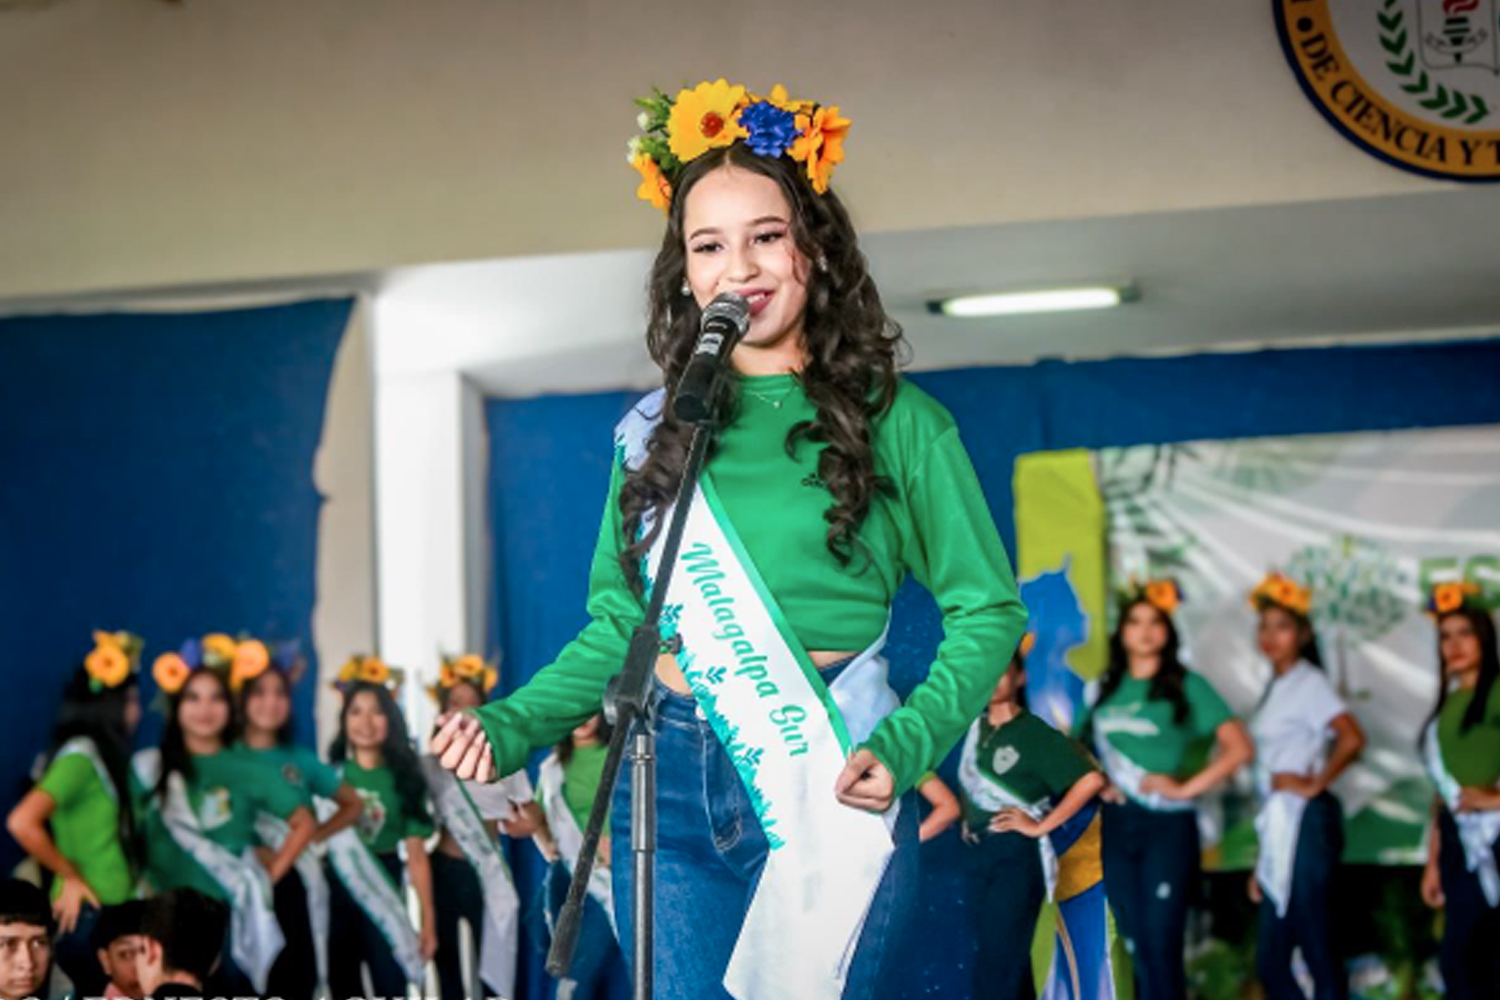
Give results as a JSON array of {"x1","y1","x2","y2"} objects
[{"x1": 546, "y1": 387, "x2": 721, "y2": 1000}]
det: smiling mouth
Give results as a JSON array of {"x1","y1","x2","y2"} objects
[{"x1": 735, "y1": 289, "x2": 774, "y2": 316}]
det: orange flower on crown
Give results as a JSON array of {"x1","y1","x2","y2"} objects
[
  {"x1": 153, "y1": 653, "x2": 191, "y2": 696},
  {"x1": 1017, "y1": 632, "x2": 1038, "y2": 658},
  {"x1": 1144, "y1": 580, "x2": 1181, "y2": 615},
  {"x1": 453, "y1": 654, "x2": 485, "y2": 680},
  {"x1": 667, "y1": 79, "x2": 748, "y2": 162},
  {"x1": 1429, "y1": 581, "x2": 1483, "y2": 616},
  {"x1": 357, "y1": 657, "x2": 391, "y2": 686},
  {"x1": 483, "y1": 666, "x2": 499, "y2": 693},
  {"x1": 632, "y1": 153, "x2": 672, "y2": 212},
  {"x1": 789, "y1": 104, "x2": 852, "y2": 194},
  {"x1": 86, "y1": 631, "x2": 135, "y2": 689},
  {"x1": 230, "y1": 640, "x2": 271, "y2": 692},
  {"x1": 1251, "y1": 573, "x2": 1313, "y2": 616}
]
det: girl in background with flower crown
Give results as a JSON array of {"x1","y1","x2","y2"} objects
[
  {"x1": 235, "y1": 643, "x2": 364, "y2": 1000},
  {"x1": 433, "y1": 77, "x2": 1028, "y2": 1000},
  {"x1": 1417, "y1": 583, "x2": 1500, "y2": 1000},
  {"x1": 422, "y1": 655, "x2": 541, "y2": 1000},
  {"x1": 327, "y1": 662, "x2": 438, "y2": 1000},
  {"x1": 1244, "y1": 575, "x2": 1363, "y2": 1000},
  {"x1": 6, "y1": 631, "x2": 144, "y2": 996},
  {"x1": 957, "y1": 636, "x2": 1105, "y2": 1000},
  {"x1": 132, "y1": 635, "x2": 318, "y2": 996},
  {"x1": 532, "y1": 713, "x2": 627, "y2": 1000},
  {"x1": 1076, "y1": 580, "x2": 1253, "y2": 1000}
]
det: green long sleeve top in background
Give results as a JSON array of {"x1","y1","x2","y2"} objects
[{"x1": 473, "y1": 374, "x2": 1029, "y2": 797}]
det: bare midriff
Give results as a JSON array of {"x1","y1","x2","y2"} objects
[{"x1": 653, "y1": 649, "x2": 857, "y2": 695}]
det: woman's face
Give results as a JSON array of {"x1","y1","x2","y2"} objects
[
  {"x1": 177, "y1": 672, "x2": 230, "y2": 745},
  {"x1": 1119, "y1": 602, "x2": 1169, "y2": 660},
  {"x1": 989, "y1": 662, "x2": 1025, "y2": 708},
  {"x1": 1256, "y1": 607, "x2": 1303, "y2": 666},
  {"x1": 682, "y1": 165, "x2": 812, "y2": 361},
  {"x1": 244, "y1": 672, "x2": 291, "y2": 735},
  {"x1": 572, "y1": 715, "x2": 602, "y2": 744},
  {"x1": 344, "y1": 690, "x2": 389, "y2": 752},
  {"x1": 1439, "y1": 615, "x2": 1482, "y2": 677},
  {"x1": 444, "y1": 681, "x2": 483, "y2": 713}
]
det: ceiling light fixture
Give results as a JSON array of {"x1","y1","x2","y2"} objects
[{"x1": 929, "y1": 284, "x2": 1137, "y2": 318}]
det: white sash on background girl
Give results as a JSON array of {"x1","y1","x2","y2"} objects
[
  {"x1": 131, "y1": 749, "x2": 283, "y2": 994},
  {"x1": 322, "y1": 768, "x2": 426, "y2": 985},
  {"x1": 621, "y1": 391, "x2": 903, "y2": 1000},
  {"x1": 957, "y1": 722, "x2": 1061, "y2": 897},
  {"x1": 1423, "y1": 721, "x2": 1500, "y2": 907},
  {"x1": 422, "y1": 756, "x2": 521, "y2": 999},
  {"x1": 536, "y1": 750, "x2": 617, "y2": 937},
  {"x1": 1084, "y1": 704, "x2": 1194, "y2": 814}
]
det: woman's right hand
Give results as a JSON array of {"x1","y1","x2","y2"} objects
[
  {"x1": 1100, "y1": 784, "x2": 1126, "y2": 806},
  {"x1": 431, "y1": 712, "x2": 496, "y2": 783},
  {"x1": 1246, "y1": 873, "x2": 1262, "y2": 905},
  {"x1": 52, "y1": 875, "x2": 100, "y2": 935},
  {"x1": 1421, "y1": 860, "x2": 1445, "y2": 909}
]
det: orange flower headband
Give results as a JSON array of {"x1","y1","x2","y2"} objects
[
  {"x1": 1119, "y1": 577, "x2": 1183, "y2": 616},
  {"x1": 151, "y1": 633, "x2": 297, "y2": 697},
  {"x1": 334, "y1": 654, "x2": 404, "y2": 696},
  {"x1": 628, "y1": 79, "x2": 852, "y2": 212},
  {"x1": 85, "y1": 630, "x2": 143, "y2": 692},
  {"x1": 1426, "y1": 580, "x2": 1485, "y2": 617},
  {"x1": 1249, "y1": 573, "x2": 1313, "y2": 618},
  {"x1": 426, "y1": 652, "x2": 499, "y2": 704}
]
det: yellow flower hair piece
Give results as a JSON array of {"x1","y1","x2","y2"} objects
[
  {"x1": 1426, "y1": 580, "x2": 1485, "y2": 617},
  {"x1": 229, "y1": 640, "x2": 272, "y2": 693},
  {"x1": 1249, "y1": 572, "x2": 1314, "y2": 618},
  {"x1": 1118, "y1": 577, "x2": 1184, "y2": 617},
  {"x1": 85, "y1": 630, "x2": 143, "y2": 692},
  {"x1": 152, "y1": 652, "x2": 192, "y2": 696},
  {"x1": 334, "y1": 654, "x2": 404, "y2": 696},
  {"x1": 628, "y1": 79, "x2": 851, "y2": 211},
  {"x1": 427, "y1": 652, "x2": 500, "y2": 704},
  {"x1": 1017, "y1": 632, "x2": 1038, "y2": 659}
]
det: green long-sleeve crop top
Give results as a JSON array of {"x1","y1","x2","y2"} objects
[{"x1": 472, "y1": 373, "x2": 1028, "y2": 797}]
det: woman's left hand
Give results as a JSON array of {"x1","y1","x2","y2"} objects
[
  {"x1": 1457, "y1": 785, "x2": 1500, "y2": 813},
  {"x1": 988, "y1": 808, "x2": 1043, "y2": 839},
  {"x1": 1139, "y1": 774, "x2": 1187, "y2": 801},
  {"x1": 835, "y1": 749, "x2": 895, "y2": 813},
  {"x1": 420, "y1": 922, "x2": 439, "y2": 961}
]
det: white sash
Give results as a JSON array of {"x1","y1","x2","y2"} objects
[
  {"x1": 622, "y1": 390, "x2": 902, "y2": 1000},
  {"x1": 255, "y1": 812, "x2": 331, "y2": 989},
  {"x1": 1083, "y1": 693, "x2": 1195, "y2": 815},
  {"x1": 321, "y1": 775, "x2": 427, "y2": 984},
  {"x1": 536, "y1": 751, "x2": 617, "y2": 936},
  {"x1": 1251, "y1": 751, "x2": 1308, "y2": 918},
  {"x1": 131, "y1": 750, "x2": 284, "y2": 994},
  {"x1": 55, "y1": 737, "x2": 118, "y2": 804},
  {"x1": 1423, "y1": 721, "x2": 1500, "y2": 908},
  {"x1": 422, "y1": 756, "x2": 521, "y2": 999},
  {"x1": 956, "y1": 721, "x2": 1061, "y2": 901}
]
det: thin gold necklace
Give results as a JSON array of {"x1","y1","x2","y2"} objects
[{"x1": 743, "y1": 382, "x2": 797, "y2": 409}]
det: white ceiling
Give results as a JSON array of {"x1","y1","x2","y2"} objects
[{"x1": 373, "y1": 188, "x2": 1500, "y2": 398}]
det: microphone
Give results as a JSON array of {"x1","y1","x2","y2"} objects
[{"x1": 672, "y1": 292, "x2": 751, "y2": 424}]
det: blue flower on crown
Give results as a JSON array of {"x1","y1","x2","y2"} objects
[{"x1": 740, "y1": 101, "x2": 799, "y2": 158}]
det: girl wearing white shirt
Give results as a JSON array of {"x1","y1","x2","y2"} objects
[{"x1": 1246, "y1": 574, "x2": 1364, "y2": 1000}]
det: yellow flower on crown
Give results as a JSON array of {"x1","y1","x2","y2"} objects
[
  {"x1": 85, "y1": 630, "x2": 139, "y2": 690},
  {"x1": 337, "y1": 658, "x2": 360, "y2": 685},
  {"x1": 230, "y1": 640, "x2": 272, "y2": 692},
  {"x1": 1017, "y1": 632, "x2": 1038, "y2": 658},
  {"x1": 453, "y1": 654, "x2": 485, "y2": 680},
  {"x1": 1144, "y1": 580, "x2": 1182, "y2": 615},
  {"x1": 1251, "y1": 573, "x2": 1313, "y2": 616},
  {"x1": 357, "y1": 657, "x2": 391, "y2": 685},
  {"x1": 483, "y1": 666, "x2": 499, "y2": 694},
  {"x1": 789, "y1": 104, "x2": 852, "y2": 194},
  {"x1": 201, "y1": 633, "x2": 238, "y2": 666},
  {"x1": 153, "y1": 652, "x2": 191, "y2": 696},
  {"x1": 632, "y1": 153, "x2": 672, "y2": 212},
  {"x1": 1429, "y1": 580, "x2": 1483, "y2": 615},
  {"x1": 667, "y1": 79, "x2": 749, "y2": 163},
  {"x1": 759, "y1": 83, "x2": 814, "y2": 116}
]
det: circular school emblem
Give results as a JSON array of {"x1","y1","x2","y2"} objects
[{"x1": 1274, "y1": 0, "x2": 1500, "y2": 180}]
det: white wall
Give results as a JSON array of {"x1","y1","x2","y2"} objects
[{"x1": 0, "y1": 0, "x2": 1450, "y2": 300}]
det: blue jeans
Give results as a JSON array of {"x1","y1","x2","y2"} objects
[
  {"x1": 1256, "y1": 792, "x2": 1347, "y2": 1000},
  {"x1": 609, "y1": 677, "x2": 918, "y2": 1000},
  {"x1": 964, "y1": 829, "x2": 1044, "y2": 1000},
  {"x1": 1437, "y1": 806, "x2": 1500, "y2": 1000},
  {"x1": 1101, "y1": 801, "x2": 1199, "y2": 1000}
]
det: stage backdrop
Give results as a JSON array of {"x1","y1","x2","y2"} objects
[
  {"x1": 486, "y1": 337, "x2": 1500, "y2": 1000},
  {"x1": 1015, "y1": 426, "x2": 1500, "y2": 869},
  {"x1": 0, "y1": 300, "x2": 350, "y2": 875}
]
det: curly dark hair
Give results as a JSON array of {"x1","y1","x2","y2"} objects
[{"x1": 619, "y1": 143, "x2": 907, "y2": 585}]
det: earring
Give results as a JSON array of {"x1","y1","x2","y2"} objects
[
  {"x1": 816, "y1": 254, "x2": 830, "y2": 272},
  {"x1": 681, "y1": 280, "x2": 691, "y2": 296}
]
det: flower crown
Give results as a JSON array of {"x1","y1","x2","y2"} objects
[
  {"x1": 628, "y1": 79, "x2": 852, "y2": 212},
  {"x1": 85, "y1": 630, "x2": 144, "y2": 692},
  {"x1": 1426, "y1": 580, "x2": 1485, "y2": 618},
  {"x1": 151, "y1": 633, "x2": 299, "y2": 697},
  {"x1": 1118, "y1": 577, "x2": 1183, "y2": 616},
  {"x1": 1016, "y1": 632, "x2": 1038, "y2": 659},
  {"x1": 426, "y1": 652, "x2": 499, "y2": 704},
  {"x1": 1249, "y1": 572, "x2": 1313, "y2": 617},
  {"x1": 334, "y1": 654, "x2": 405, "y2": 696}
]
